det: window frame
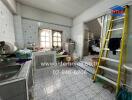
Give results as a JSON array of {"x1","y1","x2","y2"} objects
[
  {"x1": 52, "y1": 30, "x2": 62, "y2": 48},
  {"x1": 39, "y1": 29, "x2": 63, "y2": 49},
  {"x1": 39, "y1": 29, "x2": 52, "y2": 49}
]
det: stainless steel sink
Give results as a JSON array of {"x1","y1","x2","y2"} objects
[{"x1": 0, "y1": 64, "x2": 22, "y2": 82}]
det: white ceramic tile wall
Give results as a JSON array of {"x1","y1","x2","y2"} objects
[
  {"x1": 0, "y1": 0, "x2": 15, "y2": 44},
  {"x1": 14, "y1": 15, "x2": 24, "y2": 48},
  {"x1": 21, "y1": 18, "x2": 71, "y2": 47},
  {"x1": 22, "y1": 19, "x2": 38, "y2": 47}
]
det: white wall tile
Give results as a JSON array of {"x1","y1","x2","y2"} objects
[
  {"x1": 0, "y1": 0, "x2": 15, "y2": 44},
  {"x1": 20, "y1": 18, "x2": 71, "y2": 48}
]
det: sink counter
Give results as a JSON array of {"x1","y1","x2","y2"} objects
[
  {"x1": 18, "y1": 61, "x2": 32, "y2": 78},
  {"x1": 0, "y1": 60, "x2": 33, "y2": 100},
  {"x1": 0, "y1": 63, "x2": 22, "y2": 83}
]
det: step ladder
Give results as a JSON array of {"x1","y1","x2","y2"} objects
[{"x1": 93, "y1": 5, "x2": 129, "y2": 94}]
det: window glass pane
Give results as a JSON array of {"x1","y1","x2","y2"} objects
[
  {"x1": 46, "y1": 37, "x2": 49, "y2": 41},
  {"x1": 53, "y1": 42, "x2": 57, "y2": 46},
  {"x1": 45, "y1": 32, "x2": 49, "y2": 36},
  {"x1": 58, "y1": 42, "x2": 61, "y2": 47},
  {"x1": 40, "y1": 42, "x2": 45, "y2": 47},
  {"x1": 41, "y1": 32, "x2": 46, "y2": 36},
  {"x1": 40, "y1": 29, "x2": 52, "y2": 49},
  {"x1": 53, "y1": 37, "x2": 57, "y2": 41},
  {"x1": 58, "y1": 38, "x2": 61, "y2": 41},
  {"x1": 57, "y1": 33, "x2": 61, "y2": 37},
  {"x1": 46, "y1": 42, "x2": 50, "y2": 48},
  {"x1": 41, "y1": 37, "x2": 45, "y2": 41},
  {"x1": 40, "y1": 29, "x2": 62, "y2": 48},
  {"x1": 53, "y1": 32, "x2": 58, "y2": 36}
]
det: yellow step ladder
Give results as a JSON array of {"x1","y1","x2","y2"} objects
[{"x1": 93, "y1": 5, "x2": 129, "y2": 94}]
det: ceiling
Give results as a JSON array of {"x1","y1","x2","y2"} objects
[{"x1": 16, "y1": 0, "x2": 103, "y2": 18}]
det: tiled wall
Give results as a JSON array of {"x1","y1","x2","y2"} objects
[
  {"x1": 22, "y1": 19, "x2": 38, "y2": 47},
  {"x1": 14, "y1": 15, "x2": 24, "y2": 48},
  {"x1": 21, "y1": 18, "x2": 71, "y2": 48},
  {"x1": 0, "y1": 0, "x2": 15, "y2": 44}
]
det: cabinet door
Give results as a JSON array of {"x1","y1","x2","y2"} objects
[
  {"x1": 0, "y1": 79, "x2": 27, "y2": 100},
  {"x1": 8, "y1": 93, "x2": 27, "y2": 100}
]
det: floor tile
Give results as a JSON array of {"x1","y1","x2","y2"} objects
[{"x1": 33, "y1": 65, "x2": 116, "y2": 100}]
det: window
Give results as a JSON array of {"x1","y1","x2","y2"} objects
[
  {"x1": 40, "y1": 29, "x2": 52, "y2": 49},
  {"x1": 52, "y1": 31, "x2": 62, "y2": 47},
  {"x1": 40, "y1": 29, "x2": 62, "y2": 49}
]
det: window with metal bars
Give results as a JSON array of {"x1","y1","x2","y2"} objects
[
  {"x1": 39, "y1": 29, "x2": 62, "y2": 49},
  {"x1": 52, "y1": 30, "x2": 62, "y2": 48}
]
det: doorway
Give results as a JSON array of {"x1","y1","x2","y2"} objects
[{"x1": 83, "y1": 15, "x2": 109, "y2": 57}]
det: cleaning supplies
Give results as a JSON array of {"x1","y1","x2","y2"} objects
[
  {"x1": 116, "y1": 87, "x2": 132, "y2": 100},
  {"x1": 16, "y1": 49, "x2": 32, "y2": 60}
]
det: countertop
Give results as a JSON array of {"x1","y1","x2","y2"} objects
[{"x1": 0, "y1": 60, "x2": 32, "y2": 84}]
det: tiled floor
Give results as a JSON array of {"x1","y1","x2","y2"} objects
[{"x1": 33, "y1": 65, "x2": 115, "y2": 100}]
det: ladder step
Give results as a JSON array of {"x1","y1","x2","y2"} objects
[
  {"x1": 99, "y1": 66, "x2": 118, "y2": 74},
  {"x1": 111, "y1": 17, "x2": 124, "y2": 21},
  {"x1": 105, "y1": 39, "x2": 109, "y2": 41},
  {"x1": 108, "y1": 28, "x2": 123, "y2": 31},
  {"x1": 101, "y1": 57, "x2": 119, "y2": 63},
  {"x1": 123, "y1": 64, "x2": 132, "y2": 72},
  {"x1": 104, "y1": 48, "x2": 121, "y2": 52},
  {"x1": 97, "y1": 74, "x2": 116, "y2": 86}
]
